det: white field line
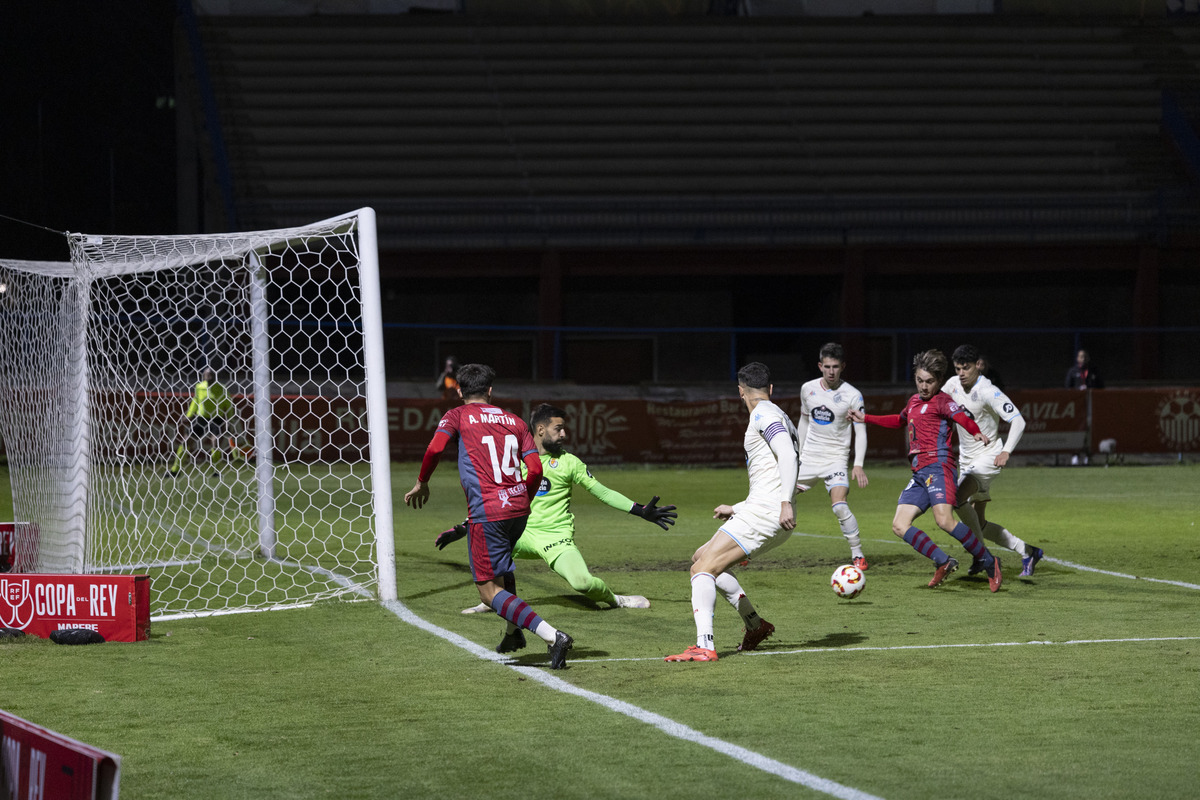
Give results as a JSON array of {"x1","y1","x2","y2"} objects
[
  {"x1": 792, "y1": 531, "x2": 1200, "y2": 591},
  {"x1": 154, "y1": 601, "x2": 316, "y2": 622},
  {"x1": 380, "y1": 598, "x2": 885, "y2": 800},
  {"x1": 574, "y1": 636, "x2": 1200, "y2": 664},
  {"x1": 152, "y1": 559, "x2": 376, "y2": 622}
]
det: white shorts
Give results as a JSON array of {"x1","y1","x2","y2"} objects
[
  {"x1": 958, "y1": 458, "x2": 1000, "y2": 503},
  {"x1": 795, "y1": 455, "x2": 851, "y2": 494},
  {"x1": 718, "y1": 501, "x2": 792, "y2": 561}
]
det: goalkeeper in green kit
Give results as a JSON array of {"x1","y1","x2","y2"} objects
[
  {"x1": 168, "y1": 368, "x2": 240, "y2": 477},
  {"x1": 439, "y1": 403, "x2": 677, "y2": 612}
]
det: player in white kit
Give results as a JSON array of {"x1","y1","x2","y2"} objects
[
  {"x1": 943, "y1": 345, "x2": 1045, "y2": 578},
  {"x1": 665, "y1": 362, "x2": 799, "y2": 662},
  {"x1": 794, "y1": 342, "x2": 870, "y2": 571}
]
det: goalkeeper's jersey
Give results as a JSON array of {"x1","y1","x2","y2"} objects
[
  {"x1": 187, "y1": 381, "x2": 234, "y2": 420},
  {"x1": 525, "y1": 451, "x2": 634, "y2": 537}
]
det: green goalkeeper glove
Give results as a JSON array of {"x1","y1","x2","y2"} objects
[{"x1": 630, "y1": 496, "x2": 677, "y2": 531}]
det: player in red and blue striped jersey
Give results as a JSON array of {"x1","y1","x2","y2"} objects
[
  {"x1": 849, "y1": 349, "x2": 1003, "y2": 592},
  {"x1": 404, "y1": 363, "x2": 574, "y2": 668}
]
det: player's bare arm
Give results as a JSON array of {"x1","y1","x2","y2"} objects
[
  {"x1": 404, "y1": 481, "x2": 429, "y2": 508},
  {"x1": 851, "y1": 466, "x2": 868, "y2": 488},
  {"x1": 408, "y1": 425, "x2": 450, "y2": 509},
  {"x1": 778, "y1": 501, "x2": 795, "y2": 531}
]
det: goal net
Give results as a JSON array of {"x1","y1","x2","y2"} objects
[{"x1": 0, "y1": 208, "x2": 396, "y2": 618}]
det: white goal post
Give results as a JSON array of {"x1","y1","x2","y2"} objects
[{"x1": 0, "y1": 208, "x2": 396, "y2": 617}]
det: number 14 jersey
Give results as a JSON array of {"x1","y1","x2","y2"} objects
[{"x1": 432, "y1": 404, "x2": 538, "y2": 522}]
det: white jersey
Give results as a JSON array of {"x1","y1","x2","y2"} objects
[
  {"x1": 743, "y1": 399, "x2": 800, "y2": 508},
  {"x1": 942, "y1": 374, "x2": 1021, "y2": 464},
  {"x1": 797, "y1": 378, "x2": 865, "y2": 464}
]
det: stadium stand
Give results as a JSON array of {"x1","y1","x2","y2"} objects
[{"x1": 181, "y1": 14, "x2": 1200, "y2": 246}]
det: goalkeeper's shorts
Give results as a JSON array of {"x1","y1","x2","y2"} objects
[{"x1": 191, "y1": 416, "x2": 227, "y2": 439}]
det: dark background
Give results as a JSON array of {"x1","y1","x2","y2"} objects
[
  {"x1": 1, "y1": 2, "x2": 177, "y2": 260},
  {"x1": 3, "y1": 3, "x2": 1198, "y2": 388}
]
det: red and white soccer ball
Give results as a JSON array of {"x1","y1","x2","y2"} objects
[{"x1": 831, "y1": 564, "x2": 865, "y2": 599}]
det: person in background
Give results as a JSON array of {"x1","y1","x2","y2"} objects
[
  {"x1": 1065, "y1": 349, "x2": 1102, "y2": 389},
  {"x1": 436, "y1": 356, "x2": 460, "y2": 400},
  {"x1": 169, "y1": 368, "x2": 237, "y2": 478}
]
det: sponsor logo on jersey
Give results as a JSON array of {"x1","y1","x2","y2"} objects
[
  {"x1": 548, "y1": 458, "x2": 559, "y2": 469},
  {"x1": 537, "y1": 477, "x2": 551, "y2": 496},
  {"x1": 497, "y1": 482, "x2": 528, "y2": 508},
  {"x1": 811, "y1": 405, "x2": 835, "y2": 425},
  {"x1": 1002, "y1": 402, "x2": 1014, "y2": 414}
]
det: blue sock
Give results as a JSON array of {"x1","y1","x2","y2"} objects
[
  {"x1": 902, "y1": 527, "x2": 948, "y2": 565},
  {"x1": 489, "y1": 589, "x2": 545, "y2": 632},
  {"x1": 946, "y1": 522, "x2": 994, "y2": 566}
]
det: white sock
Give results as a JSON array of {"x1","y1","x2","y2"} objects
[
  {"x1": 983, "y1": 521, "x2": 1027, "y2": 555},
  {"x1": 690, "y1": 572, "x2": 717, "y2": 650},
  {"x1": 714, "y1": 571, "x2": 761, "y2": 630},
  {"x1": 533, "y1": 620, "x2": 557, "y2": 645},
  {"x1": 833, "y1": 502, "x2": 863, "y2": 558},
  {"x1": 955, "y1": 502, "x2": 983, "y2": 537}
]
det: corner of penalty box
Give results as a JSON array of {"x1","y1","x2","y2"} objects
[{"x1": 0, "y1": 568, "x2": 152, "y2": 643}]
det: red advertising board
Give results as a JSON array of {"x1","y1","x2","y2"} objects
[
  {"x1": 95, "y1": 387, "x2": 1198, "y2": 473},
  {"x1": 0, "y1": 574, "x2": 149, "y2": 642},
  {"x1": 0, "y1": 523, "x2": 39, "y2": 575},
  {"x1": 1005, "y1": 389, "x2": 1089, "y2": 454},
  {"x1": 1092, "y1": 388, "x2": 1200, "y2": 453},
  {"x1": 1, "y1": 710, "x2": 120, "y2": 800}
]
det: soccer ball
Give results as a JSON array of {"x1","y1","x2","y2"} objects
[{"x1": 831, "y1": 565, "x2": 865, "y2": 599}]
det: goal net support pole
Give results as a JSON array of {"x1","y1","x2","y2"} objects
[
  {"x1": 356, "y1": 208, "x2": 397, "y2": 602},
  {"x1": 247, "y1": 252, "x2": 277, "y2": 562}
]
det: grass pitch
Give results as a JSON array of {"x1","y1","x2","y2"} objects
[{"x1": 1, "y1": 462, "x2": 1198, "y2": 799}]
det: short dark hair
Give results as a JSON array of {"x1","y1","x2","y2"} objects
[
  {"x1": 952, "y1": 344, "x2": 980, "y2": 365},
  {"x1": 818, "y1": 342, "x2": 845, "y2": 362},
  {"x1": 737, "y1": 362, "x2": 771, "y2": 389},
  {"x1": 530, "y1": 403, "x2": 566, "y2": 431},
  {"x1": 456, "y1": 363, "x2": 495, "y2": 399},
  {"x1": 913, "y1": 349, "x2": 948, "y2": 382}
]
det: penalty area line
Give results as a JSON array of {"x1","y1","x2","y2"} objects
[
  {"x1": 381, "y1": 598, "x2": 885, "y2": 800},
  {"x1": 574, "y1": 635, "x2": 1200, "y2": 664}
]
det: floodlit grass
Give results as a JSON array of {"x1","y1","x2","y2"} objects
[{"x1": 1, "y1": 462, "x2": 1198, "y2": 799}]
